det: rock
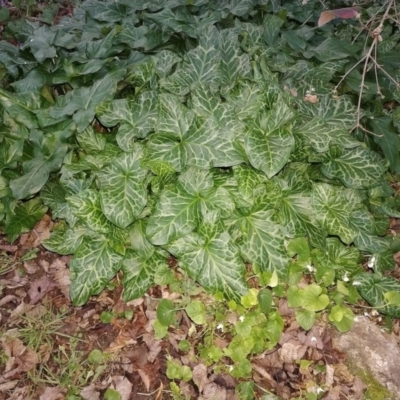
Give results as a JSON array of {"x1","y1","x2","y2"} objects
[{"x1": 332, "y1": 316, "x2": 400, "y2": 399}]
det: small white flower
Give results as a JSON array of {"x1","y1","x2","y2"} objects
[
  {"x1": 306, "y1": 264, "x2": 315, "y2": 273},
  {"x1": 311, "y1": 87, "x2": 315, "y2": 92},
  {"x1": 343, "y1": 272, "x2": 349, "y2": 282},
  {"x1": 311, "y1": 336, "x2": 317, "y2": 342},
  {"x1": 216, "y1": 323, "x2": 224, "y2": 332},
  {"x1": 239, "y1": 315, "x2": 245, "y2": 322},
  {"x1": 353, "y1": 280, "x2": 361, "y2": 286},
  {"x1": 364, "y1": 311, "x2": 370, "y2": 318},
  {"x1": 228, "y1": 365, "x2": 234, "y2": 372},
  {"x1": 371, "y1": 309, "x2": 379, "y2": 316},
  {"x1": 316, "y1": 387, "x2": 325, "y2": 394},
  {"x1": 367, "y1": 256, "x2": 376, "y2": 269}
]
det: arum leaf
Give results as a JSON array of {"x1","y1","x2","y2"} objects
[{"x1": 69, "y1": 237, "x2": 124, "y2": 306}]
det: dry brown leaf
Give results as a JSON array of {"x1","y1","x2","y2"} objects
[
  {"x1": 279, "y1": 342, "x2": 302, "y2": 363},
  {"x1": 39, "y1": 386, "x2": 65, "y2": 400},
  {"x1": 8, "y1": 387, "x2": 28, "y2": 400},
  {"x1": 333, "y1": 363, "x2": 353, "y2": 383},
  {"x1": 193, "y1": 363, "x2": 208, "y2": 393},
  {"x1": 49, "y1": 258, "x2": 70, "y2": 299},
  {"x1": 31, "y1": 215, "x2": 53, "y2": 247},
  {"x1": 200, "y1": 382, "x2": 227, "y2": 400},
  {"x1": 303, "y1": 94, "x2": 318, "y2": 103},
  {"x1": 23, "y1": 260, "x2": 39, "y2": 274},
  {"x1": 28, "y1": 275, "x2": 56, "y2": 304},
  {"x1": 0, "y1": 380, "x2": 19, "y2": 392},
  {"x1": 138, "y1": 369, "x2": 151, "y2": 392},
  {"x1": 1, "y1": 337, "x2": 38, "y2": 373},
  {"x1": 111, "y1": 375, "x2": 132, "y2": 400},
  {"x1": 147, "y1": 339, "x2": 162, "y2": 363},
  {"x1": 0, "y1": 294, "x2": 18, "y2": 307},
  {"x1": 80, "y1": 384, "x2": 100, "y2": 400},
  {"x1": 325, "y1": 364, "x2": 335, "y2": 388},
  {"x1": 352, "y1": 376, "x2": 367, "y2": 400}
]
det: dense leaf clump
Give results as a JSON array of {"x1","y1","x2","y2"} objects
[{"x1": 0, "y1": 0, "x2": 400, "y2": 317}]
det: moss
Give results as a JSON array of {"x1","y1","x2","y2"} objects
[{"x1": 346, "y1": 361, "x2": 396, "y2": 400}]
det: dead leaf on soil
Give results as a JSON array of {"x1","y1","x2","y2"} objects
[
  {"x1": 193, "y1": 363, "x2": 208, "y2": 393},
  {"x1": 352, "y1": 376, "x2": 367, "y2": 400},
  {"x1": 23, "y1": 260, "x2": 39, "y2": 274},
  {"x1": 200, "y1": 382, "x2": 227, "y2": 400},
  {"x1": 80, "y1": 384, "x2": 100, "y2": 400},
  {"x1": 325, "y1": 364, "x2": 335, "y2": 388},
  {"x1": 39, "y1": 386, "x2": 65, "y2": 400},
  {"x1": 1, "y1": 337, "x2": 38, "y2": 376},
  {"x1": 279, "y1": 342, "x2": 303, "y2": 363},
  {"x1": 110, "y1": 376, "x2": 132, "y2": 400},
  {"x1": 26, "y1": 215, "x2": 53, "y2": 248},
  {"x1": 28, "y1": 275, "x2": 56, "y2": 304},
  {"x1": 0, "y1": 380, "x2": 19, "y2": 391},
  {"x1": 48, "y1": 258, "x2": 70, "y2": 299},
  {"x1": 138, "y1": 369, "x2": 151, "y2": 392},
  {"x1": 0, "y1": 294, "x2": 18, "y2": 307}
]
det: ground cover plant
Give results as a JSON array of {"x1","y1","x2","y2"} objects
[{"x1": 1, "y1": 0, "x2": 400, "y2": 398}]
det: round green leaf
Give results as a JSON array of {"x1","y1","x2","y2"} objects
[
  {"x1": 295, "y1": 309, "x2": 316, "y2": 331},
  {"x1": 156, "y1": 299, "x2": 176, "y2": 326},
  {"x1": 185, "y1": 300, "x2": 206, "y2": 325},
  {"x1": 299, "y1": 284, "x2": 329, "y2": 311},
  {"x1": 328, "y1": 305, "x2": 354, "y2": 332}
]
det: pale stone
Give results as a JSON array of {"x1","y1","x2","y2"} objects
[{"x1": 332, "y1": 316, "x2": 400, "y2": 399}]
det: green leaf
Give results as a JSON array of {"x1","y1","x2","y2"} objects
[
  {"x1": 299, "y1": 284, "x2": 329, "y2": 312},
  {"x1": 156, "y1": 299, "x2": 176, "y2": 326},
  {"x1": 258, "y1": 289, "x2": 273, "y2": 314},
  {"x1": 161, "y1": 26, "x2": 220, "y2": 96},
  {"x1": 69, "y1": 237, "x2": 124, "y2": 306},
  {"x1": 42, "y1": 225, "x2": 87, "y2": 255},
  {"x1": 167, "y1": 222, "x2": 247, "y2": 302},
  {"x1": 185, "y1": 301, "x2": 206, "y2": 325},
  {"x1": 4, "y1": 198, "x2": 47, "y2": 243},
  {"x1": 245, "y1": 108, "x2": 295, "y2": 178},
  {"x1": 98, "y1": 149, "x2": 148, "y2": 229},
  {"x1": 312, "y1": 184, "x2": 357, "y2": 244},
  {"x1": 232, "y1": 209, "x2": 289, "y2": 276},
  {"x1": 295, "y1": 309, "x2": 316, "y2": 331},
  {"x1": 96, "y1": 91, "x2": 158, "y2": 151},
  {"x1": 122, "y1": 250, "x2": 166, "y2": 302},
  {"x1": 355, "y1": 273, "x2": 400, "y2": 318},
  {"x1": 50, "y1": 69, "x2": 126, "y2": 132},
  {"x1": 67, "y1": 189, "x2": 111, "y2": 234},
  {"x1": 328, "y1": 305, "x2": 354, "y2": 332},
  {"x1": 322, "y1": 147, "x2": 386, "y2": 189}
]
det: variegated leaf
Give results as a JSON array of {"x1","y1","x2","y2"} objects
[
  {"x1": 322, "y1": 147, "x2": 386, "y2": 189},
  {"x1": 167, "y1": 225, "x2": 247, "y2": 302},
  {"x1": 312, "y1": 183, "x2": 357, "y2": 244},
  {"x1": 97, "y1": 149, "x2": 148, "y2": 229},
  {"x1": 69, "y1": 237, "x2": 124, "y2": 306}
]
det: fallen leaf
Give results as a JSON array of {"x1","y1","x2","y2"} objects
[
  {"x1": 80, "y1": 384, "x2": 100, "y2": 400},
  {"x1": 39, "y1": 386, "x2": 65, "y2": 400},
  {"x1": 1, "y1": 337, "x2": 38, "y2": 374},
  {"x1": 325, "y1": 364, "x2": 335, "y2": 388},
  {"x1": 138, "y1": 369, "x2": 151, "y2": 392},
  {"x1": 193, "y1": 364, "x2": 208, "y2": 393},
  {"x1": 111, "y1": 376, "x2": 132, "y2": 400},
  {"x1": 279, "y1": 342, "x2": 302, "y2": 363},
  {"x1": 0, "y1": 294, "x2": 18, "y2": 307},
  {"x1": 200, "y1": 383, "x2": 227, "y2": 400},
  {"x1": 352, "y1": 376, "x2": 367, "y2": 400},
  {"x1": 318, "y1": 7, "x2": 359, "y2": 27},
  {"x1": 49, "y1": 258, "x2": 70, "y2": 299},
  {"x1": 303, "y1": 93, "x2": 318, "y2": 103},
  {"x1": 28, "y1": 276, "x2": 56, "y2": 304},
  {"x1": 23, "y1": 260, "x2": 39, "y2": 274},
  {"x1": 0, "y1": 380, "x2": 19, "y2": 391}
]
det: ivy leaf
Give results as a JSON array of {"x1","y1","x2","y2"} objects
[
  {"x1": 122, "y1": 250, "x2": 166, "y2": 302},
  {"x1": 355, "y1": 272, "x2": 400, "y2": 318},
  {"x1": 96, "y1": 91, "x2": 158, "y2": 151},
  {"x1": 232, "y1": 209, "x2": 289, "y2": 276},
  {"x1": 167, "y1": 221, "x2": 247, "y2": 302},
  {"x1": 97, "y1": 149, "x2": 148, "y2": 229},
  {"x1": 50, "y1": 69, "x2": 126, "y2": 132},
  {"x1": 299, "y1": 284, "x2": 329, "y2": 311},
  {"x1": 42, "y1": 224, "x2": 87, "y2": 255},
  {"x1": 69, "y1": 237, "x2": 124, "y2": 306},
  {"x1": 322, "y1": 147, "x2": 386, "y2": 189},
  {"x1": 245, "y1": 108, "x2": 295, "y2": 178},
  {"x1": 312, "y1": 184, "x2": 357, "y2": 244},
  {"x1": 4, "y1": 198, "x2": 47, "y2": 243}
]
